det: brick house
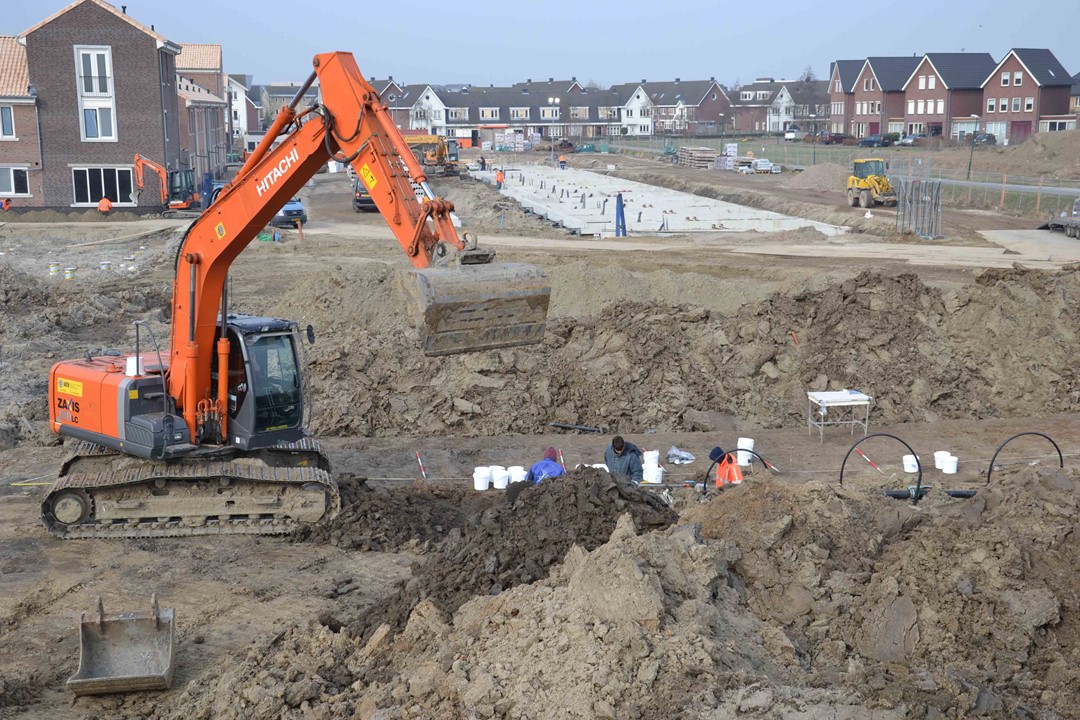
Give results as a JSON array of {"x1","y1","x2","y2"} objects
[
  {"x1": 1072, "y1": 72, "x2": 1080, "y2": 118},
  {"x1": 850, "y1": 57, "x2": 921, "y2": 138},
  {"x1": 0, "y1": 35, "x2": 43, "y2": 205},
  {"x1": 19, "y1": 0, "x2": 181, "y2": 209},
  {"x1": 901, "y1": 53, "x2": 996, "y2": 140},
  {"x1": 827, "y1": 60, "x2": 862, "y2": 133},
  {"x1": 729, "y1": 78, "x2": 783, "y2": 133},
  {"x1": 636, "y1": 78, "x2": 730, "y2": 134},
  {"x1": 176, "y1": 75, "x2": 227, "y2": 181},
  {"x1": 979, "y1": 49, "x2": 1074, "y2": 142}
]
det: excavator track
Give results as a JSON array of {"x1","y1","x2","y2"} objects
[{"x1": 41, "y1": 440, "x2": 340, "y2": 539}]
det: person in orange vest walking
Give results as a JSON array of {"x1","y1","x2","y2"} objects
[
  {"x1": 558, "y1": 154, "x2": 567, "y2": 170},
  {"x1": 495, "y1": 168, "x2": 504, "y2": 190},
  {"x1": 97, "y1": 196, "x2": 113, "y2": 216}
]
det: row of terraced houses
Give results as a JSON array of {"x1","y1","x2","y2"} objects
[
  {"x1": 2, "y1": 0, "x2": 1080, "y2": 208},
  {"x1": 829, "y1": 50, "x2": 1078, "y2": 143}
]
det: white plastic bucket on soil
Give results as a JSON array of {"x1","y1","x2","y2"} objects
[
  {"x1": 48, "y1": 262, "x2": 61, "y2": 276},
  {"x1": 508, "y1": 466, "x2": 527, "y2": 484},
  {"x1": 64, "y1": 267, "x2": 77, "y2": 280},
  {"x1": 643, "y1": 450, "x2": 660, "y2": 467},
  {"x1": 934, "y1": 450, "x2": 950, "y2": 469},
  {"x1": 473, "y1": 467, "x2": 491, "y2": 491},
  {"x1": 902, "y1": 454, "x2": 919, "y2": 473},
  {"x1": 736, "y1": 437, "x2": 755, "y2": 466},
  {"x1": 642, "y1": 465, "x2": 665, "y2": 484},
  {"x1": 490, "y1": 466, "x2": 509, "y2": 489},
  {"x1": 99, "y1": 261, "x2": 111, "y2": 271},
  {"x1": 942, "y1": 455, "x2": 958, "y2": 474}
]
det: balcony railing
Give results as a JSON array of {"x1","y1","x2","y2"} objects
[{"x1": 78, "y1": 74, "x2": 112, "y2": 97}]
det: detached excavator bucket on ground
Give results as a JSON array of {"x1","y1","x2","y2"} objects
[
  {"x1": 67, "y1": 594, "x2": 175, "y2": 696},
  {"x1": 408, "y1": 262, "x2": 551, "y2": 356}
]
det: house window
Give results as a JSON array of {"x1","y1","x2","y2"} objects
[
  {"x1": 834, "y1": 79, "x2": 841, "y2": 92},
  {"x1": 1012, "y1": 97, "x2": 1021, "y2": 112},
  {"x1": 626, "y1": 109, "x2": 634, "y2": 118},
  {"x1": 987, "y1": 98, "x2": 996, "y2": 113},
  {"x1": 0, "y1": 166, "x2": 29, "y2": 196},
  {"x1": 510, "y1": 107, "x2": 529, "y2": 120},
  {"x1": 540, "y1": 107, "x2": 559, "y2": 120},
  {"x1": 1000, "y1": 71, "x2": 1010, "y2": 86},
  {"x1": 918, "y1": 76, "x2": 926, "y2": 90},
  {"x1": 928, "y1": 75, "x2": 936, "y2": 90},
  {"x1": 1025, "y1": 97, "x2": 1034, "y2": 112},
  {"x1": 936, "y1": 99, "x2": 944, "y2": 114},
  {"x1": 863, "y1": 78, "x2": 869, "y2": 91},
  {"x1": 75, "y1": 46, "x2": 116, "y2": 141},
  {"x1": 0, "y1": 106, "x2": 14, "y2": 139},
  {"x1": 917, "y1": 100, "x2": 925, "y2": 114},
  {"x1": 639, "y1": 125, "x2": 648, "y2": 133},
  {"x1": 1040, "y1": 120, "x2": 1074, "y2": 131},
  {"x1": 907, "y1": 99, "x2": 915, "y2": 114},
  {"x1": 876, "y1": 102, "x2": 881, "y2": 114},
  {"x1": 571, "y1": 106, "x2": 588, "y2": 120},
  {"x1": 1013, "y1": 71, "x2": 1022, "y2": 86},
  {"x1": 756, "y1": 91, "x2": 769, "y2": 100},
  {"x1": 479, "y1": 108, "x2": 499, "y2": 120},
  {"x1": 71, "y1": 167, "x2": 133, "y2": 205},
  {"x1": 448, "y1": 108, "x2": 468, "y2": 120},
  {"x1": 870, "y1": 78, "x2": 875, "y2": 91},
  {"x1": 741, "y1": 91, "x2": 752, "y2": 101}
]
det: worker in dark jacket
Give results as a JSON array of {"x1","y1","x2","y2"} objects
[
  {"x1": 526, "y1": 446, "x2": 564, "y2": 484},
  {"x1": 603, "y1": 435, "x2": 644, "y2": 484}
]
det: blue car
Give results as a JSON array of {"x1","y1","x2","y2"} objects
[{"x1": 272, "y1": 197, "x2": 308, "y2": 227}]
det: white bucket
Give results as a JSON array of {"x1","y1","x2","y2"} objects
[
  {"x1": 508, "y1": 466, "x2": 527, "y2": 484},
  {"x1": 490, "y1": 465, "x2": 509, "y2": 489},
  {"x1": 902, "y1": 454, "x2": 919, "y2": 473},
  {"x1": 64, "y1": 267, "x2": 77, "y2": 280},
  {"x1": 736, "y1": 437, "x2": 755, "y2": 466},
  {"x1": 48, "y1": 262, "x2": 61, "y2": 276},
  {"x1": 642, "y1": 465, "x2": 665, "y2": 484},
  {"x1": 642, "y1": 450, "x2": 660, "y2": 467},
  {"x1": 942, "y1": 455, "x2": 958, "y2": 474},
  {"x1": 99, "y1": 260, "x2": 111, "y2": 271},
  {"x1": 473, "y1": 466, "x2": 491, "y2": 491},
  {"x1": 934, "y1": 450, "x2": 951, "y2": 470}
]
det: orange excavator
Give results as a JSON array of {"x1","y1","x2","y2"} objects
[
  {"x1": 41, "y1": 52, "x2": 550, "y2": 539},
  {"x1": 131, "y1": 153, "x2": 201, "y2": 217}
]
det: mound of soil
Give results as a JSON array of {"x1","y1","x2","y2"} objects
[{"x1": 782, "y1": 162, "x2": 851, "y2": 190}]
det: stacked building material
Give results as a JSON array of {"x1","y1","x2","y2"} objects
[{"x1": 676, "y1": 146, "x2": 718, "y2": 169}]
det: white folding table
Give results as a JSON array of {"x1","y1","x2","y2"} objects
[{"x1": 807, "y1": 390, "x2": 873, "y2": 443}]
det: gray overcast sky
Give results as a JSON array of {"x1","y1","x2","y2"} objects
[{"x1": 7, "y1": 0, "x2": 1080, "y2": 88}]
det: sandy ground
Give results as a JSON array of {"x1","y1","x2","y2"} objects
[{"x1": 1, "y1": 148, "x2": 1079, "y2": 719}]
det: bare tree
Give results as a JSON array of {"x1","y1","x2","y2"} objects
[{"x1": 585, "y1": 79, "x2": 607, "y2": 91}]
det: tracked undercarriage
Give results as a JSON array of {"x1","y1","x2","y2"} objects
[{"x1": 41, "y1": 440, "x2": 340, "y2": 539}]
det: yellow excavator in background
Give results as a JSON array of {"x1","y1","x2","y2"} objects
[
  {"x1": 131, "y1": 153, "x2": 201, "y2": 217},
  {"x1": 402, "y1": 134, "x2": 459, "y2": 176},
  {"x1": 846, "y1": 158, "x2": 897, "y2": 208}
]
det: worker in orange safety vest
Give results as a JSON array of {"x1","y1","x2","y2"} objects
[{"x1": 97, "y1": 197, "x2": 113, "y2": 215}]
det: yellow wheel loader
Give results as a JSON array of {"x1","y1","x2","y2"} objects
[{"x1": 846, "y1": 158, "x2": 897, "y2": 208}]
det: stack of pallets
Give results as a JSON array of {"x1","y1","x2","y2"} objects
[{"x1": 676, "y1": 146, "x2": 718, "y2": 169}]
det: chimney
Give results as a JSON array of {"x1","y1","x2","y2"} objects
[
  {"x1": 710, "y1": 76, "x2": 715, "y2": 82},
  {"x1": 572, "y1": 76, "x2": 577, "y2": 82},
  {"x1": 549, "y1": 77, "x2": 554, "y2": 82},
  {"x1": 527, "y1": 78, "x2": 532, "y2": 83},
  {"x1": 121, "y1": 4, "x2": 127, "y2": 13},
  {"x1": 675, "y1": 78, "x2": 681, "y2": 83}
]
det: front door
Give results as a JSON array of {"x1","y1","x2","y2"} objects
[
  {"x1": 1011, "y1": 121, "x2": 1032, "y2": 141},
  {"x1": 869, "y1": 122, "x2": 880, "y2": 134}
]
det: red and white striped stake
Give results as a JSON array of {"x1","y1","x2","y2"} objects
[
  {"x1": 855, "y1": 447, "x2": 886, "y2": 475},
  {"x1": 557, "y1": 449, "x2": 567, "y2": 472},
  {"x1": 415, "y1": 451, "x2": 428, "y2": 480}
]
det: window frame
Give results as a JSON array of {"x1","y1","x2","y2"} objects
[
  {"x1": 69, "y1": 166, "x2": 134, "y2": 207},
  {"x1": 479, "y1": 107, "x2": 500, "y2": 120},
  {"x1": 918, "y1": 76, "x2": 926, "y2": 90},
  {"x1": 928, "y1": 75, "x2": 936, "y2": 90},
  {"x1": 987, "y1": 98, "x2": 996, "y2": 113},
  {"x1": 936, "y1": 99, "x2": 944, "y2": 114},
  {"x1": 0, "y1": 165, "x2": 30, "y2": 196},
  {"x1": 0, "y1": 105, "x2": 15, "y2": 140},
  {"x1": 74, "y1": 45, "x2": 117, "y2": 143},
  {"x1": 1000, "y1": 71, "x2": 1010, "y2": 86},
  {"x1": 1012, "y1": 97, "x2": 1021, "y2": 112},
  {"x1": 1013, "y1": 71, "x2": 1022, "y2": 86},
  {"x1": 907, "y1": 99, "x2": 915, "y2": 115},
  {"x1": 1024, "y1": 97, "x2": 1034, "y2": 112}
]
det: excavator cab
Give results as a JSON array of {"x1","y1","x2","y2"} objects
[{"x1": 167, "y1": 169, "x2": 199, "y2": 209}]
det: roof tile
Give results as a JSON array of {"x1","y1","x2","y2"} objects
[
  {"x1": 177, "y1": 43, "x2": 222, "y2": 71},
  {"x1": 0, "y1": 36, "x2": 30, "y2": 97}
]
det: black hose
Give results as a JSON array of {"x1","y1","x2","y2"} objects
[
  {"x1": 985, "y1": 431, "x2": 1063, "y2": 486},
  {"x1": 839, "y1": 432, "x2": 925, "y2": 504}
]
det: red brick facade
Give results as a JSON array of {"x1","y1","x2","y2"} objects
[{"x1": 0, "y1": 102, "x2": 44, "y2": 205}]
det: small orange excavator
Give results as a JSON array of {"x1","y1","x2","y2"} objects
[
  {"x1": 42, "y1": 51, "x2": 550, "y2": 539},
  {"x1": 131, "y1": 153, "x2": 201, "y2": 217}
]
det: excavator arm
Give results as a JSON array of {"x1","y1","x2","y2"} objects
[
  {"x1": 168, "y1": 51, "x2": 549, "y2": 443},
  {"x1": 132, "y1": 153, "x2": 169, "y2": 206}
]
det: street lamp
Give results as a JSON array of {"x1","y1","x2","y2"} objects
[
  {"x1": 966, "y1": 114, "x2": 980, "y2": 181},
  {"x1": 548, "y1": 97, "x2": 560, "y2": 166},
  {"x1": 809, "y1": 114, "x2": 817, "y2": 165},
  {"x1": 718, "y1": 112, "x2": 725, "y2": 144}
]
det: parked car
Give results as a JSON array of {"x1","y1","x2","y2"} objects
[
  {"x1": 820, "y1": 132, "x2": 849, "y2": 145},
  {"x1": 857, "y1": 134, "x2": 893, "y2": 148},
  {"x1": 784, "y1": 126, "x2": 801, "y2": 141},
  {"x1": 272, "y1": 197, "x2": 308, "y2": 227},
  {"x1": 898, "y1": 133, "x2": 926, "y2": 146},
  {"x1": 973, "y1": 133, "x2": 997, "y2": 146},
  {"x1": 353, "y1": 180, "x2": 376, "y2": 212}
]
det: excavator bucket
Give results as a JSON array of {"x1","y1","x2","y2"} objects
[
  {"x1": 408, "y1": 262, "x2": 551, "y2": 356},
  {"x1": 67, "y1": 595, "x2": 175, "y2": 696}
]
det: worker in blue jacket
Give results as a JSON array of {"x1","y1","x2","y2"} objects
[{"x1": 526, "y1": 446, "x2": 564, "y2": 484}]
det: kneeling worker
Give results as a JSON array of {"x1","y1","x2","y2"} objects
[
  {"x1": 604, "y1": 435, "x2": 644, "y2": 484},
  {"x1": 97, "y1": 196, "x2": 113, "y2": 216},
  {"x1": 526, "y1": 446, "x2": 564, "y2": 484}
]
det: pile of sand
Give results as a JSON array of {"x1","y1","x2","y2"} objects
[{"x1": 782, "y1": 162, "x2": 851, "y2": 190}]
